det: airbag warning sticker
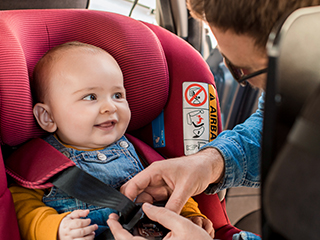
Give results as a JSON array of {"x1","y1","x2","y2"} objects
[{"x1": 183, "y1": 82, "x2": 218, "y2": 155}]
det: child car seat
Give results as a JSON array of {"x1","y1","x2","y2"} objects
[{"x1": 0, "y1": 9, "x2": 241, "y2": 239}]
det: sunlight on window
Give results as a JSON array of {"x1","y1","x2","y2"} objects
[{"x1": 89, "y1": 0, "x2": 156, "y2": 24}]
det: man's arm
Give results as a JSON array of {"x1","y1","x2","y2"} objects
[
  {"x1": 121, "y1": 147, "x2": 224, "y2": 214},
  {"x1": 203, "y1": 93, "x2": 264, "y2": 194},
  {"x1": 121, "y1": 94, "x2": 264, "y2": 214}
]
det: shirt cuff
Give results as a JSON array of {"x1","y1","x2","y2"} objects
[{"x1": 200, "y1": 137, "x2": 243, "y2": 194}]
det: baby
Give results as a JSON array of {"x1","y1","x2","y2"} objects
[{"x1": 12, "y1": 41, "x2": 214, "y2": 239}]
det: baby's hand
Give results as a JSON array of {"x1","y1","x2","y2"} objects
[
  {"x1": 189, "y1": 216, "x2": 215, "y2": 238},
  {"x1": 58, "y1": 209, "x2": 98, "y2": 240}
]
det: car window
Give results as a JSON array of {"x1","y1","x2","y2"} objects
[{"x1": 89, "y1": 0, "x2": 157, "y2": 24}]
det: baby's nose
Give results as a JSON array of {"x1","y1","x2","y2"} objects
[{"x1": 100, "y1": 99, "x2": 117, "y2": 113}]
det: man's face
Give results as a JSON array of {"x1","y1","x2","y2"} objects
[
  {"x1": 210, "y1": 26, "x2": 268, "y2": 90},
  {"x1": 44, "y1": 50, "x2": 131, "y2": 149}
]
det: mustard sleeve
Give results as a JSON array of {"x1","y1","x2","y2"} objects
[
  {"x1": 9, "y1": 185, "x2": 70, "y2": 240},
  {"x1": 180, "y1": 197, "x2": 207, "y2": 219}
]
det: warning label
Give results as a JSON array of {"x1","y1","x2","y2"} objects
[
  {"x1": 184, "y1": 83, "x2": 208, "y2": 107},
  {"x1": 183, "y1": 82, "x2": 218, "y2": 155}
]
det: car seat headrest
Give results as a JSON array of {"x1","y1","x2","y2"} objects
[{"x1": 0, "y1": 9, "x2": 169, "y2": 146}]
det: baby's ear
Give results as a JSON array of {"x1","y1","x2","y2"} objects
[{"x1": 33, "y1": 103, "x2": 57, "y2": 133}]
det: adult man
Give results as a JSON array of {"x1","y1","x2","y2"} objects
[{"x1": 108, "y1": 0, "x2": 320, "y2": 239}]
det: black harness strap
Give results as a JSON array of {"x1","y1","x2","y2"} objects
[{"x1": 51, "y1": 166, "x2": 142, "y2": 226}]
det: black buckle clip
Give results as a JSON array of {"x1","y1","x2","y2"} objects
[
  {"x1": 121, "y1": 202, "x2": 169, "y2": 240},
  {"x1": 121, "y1": 203, "x2": 145, "y2": 231}
]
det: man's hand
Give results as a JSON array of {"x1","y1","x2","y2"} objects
[
  {"x1": 107, "y1": 203, "x2": 214, "y2": 240},
  {"x1": 188, "y1": 216, "x2": 215, "y2": 238},
  {"x1": 58, "y1": 209, "x2": 98, "y2": 240},
  {"x1": 121, "y1": 148, "x2": 224, "y2": 214}
]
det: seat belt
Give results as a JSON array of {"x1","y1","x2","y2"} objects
[
  {"x1": 51, "y1": 166, "x2": 142, "y2": 227},
  {"x1": 52, "y1": 165, "x2": 155, "y2": 240}
]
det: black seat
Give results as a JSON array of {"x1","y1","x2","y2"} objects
[{"x1": 262, "y1": 6, "x2": 320, "y2": 240}]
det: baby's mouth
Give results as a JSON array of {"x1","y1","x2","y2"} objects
[{"x1": 94, "y1": 120, "x2": 117, "y2": 130}]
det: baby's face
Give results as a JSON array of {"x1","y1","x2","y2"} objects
[{"x1": 45, "y1": 50, "x2": 130, "y2": 149}]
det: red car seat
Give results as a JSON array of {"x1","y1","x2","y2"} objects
[{"x1": 0, "y1": 9, "x2": 240, "y2": 239}]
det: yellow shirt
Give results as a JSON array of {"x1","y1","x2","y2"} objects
[{"x1": 10, "y1": 185, "x2": 206, "y2": 240}]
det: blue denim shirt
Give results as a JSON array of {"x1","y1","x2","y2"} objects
[
  {"x1": 202, "y1": 93, "x2": 265, "y2": 240},
  {"x1": 42, "y1": 135, "x2": 144, "y2": 236}
]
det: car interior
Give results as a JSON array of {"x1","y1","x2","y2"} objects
[
  {"x1": 1, "y1": 1, "x2": 319, "y2": 240},
  {"x1": 0, "y1": 5, "x2": 240, "y2": 240}
]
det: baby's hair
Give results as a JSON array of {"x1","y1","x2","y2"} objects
[{"x1": 31, "y1": 41, "x2": 107, "y2": 104}]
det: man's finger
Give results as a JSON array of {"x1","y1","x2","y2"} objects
[
  {"x1": 134, "y1": 192, "x2": 154, "y2": 204},
  {"x1": 142, "y1": 203, "x2": 185, "y2": 231},
  {"x1": 203, "y1": 219, "x2": 214, "y2": 234},
  {"x1": 107, "y1": 216, "x2": 134, "y2": 239},
  {"x1": 108, "y1": 213, "x2": 119, "y2": 220},
  {"x1": 190, "y1": 216, "x2": 203, "y2": 227},
  {"x1": 121, "y1": 161, "x2": 170, "y2": 201},
  {"x1": 120, "y1": 174, "x2": 151, "y2": 201},
  {"x1": 164, "y1": 187, "x2": 191, "y2": 213}
]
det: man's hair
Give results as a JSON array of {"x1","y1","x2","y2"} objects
[
  {"x1": 187, "y1": 0, "x2": 320, "y2": 48},
  {"x1": 31, "y1": 41, "x2": 107, "y2": 103}
]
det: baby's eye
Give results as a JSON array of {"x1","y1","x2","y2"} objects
[
  {"x1": 83, "y1": 94, "x2": 97, "y2": 101},
  {"x1": 112, "y1": 92, "x2": 123, "y2": 99}
]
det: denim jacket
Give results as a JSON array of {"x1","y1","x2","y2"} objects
[
  {"x1": 202, "y1": 93, "x2": 265, "y2": 240},
  {"x1": 42, "y1": 135, "x2": 144, "y2": 235},
  {"x1": 203, "y1": 92, "x2": 264, "y2": 193}
]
